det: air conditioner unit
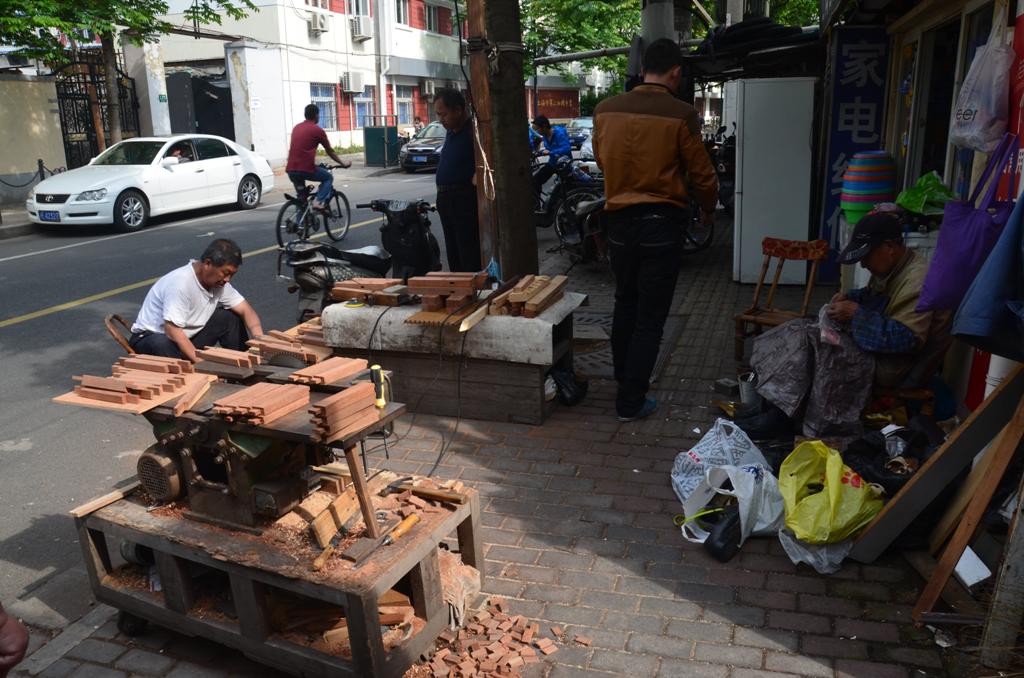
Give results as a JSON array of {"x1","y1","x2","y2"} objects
[
  {"x1": 308, "y1": 12, "x2": 329, "y2": 35},
  {"x1": 420, "y1": 80, "x2": 436, "y2": 97},
  {"x1": 341, "y1": 71, "x2": 366, "y2": 93},
  {"x1": 350, "y1": 16, "x2": 372, "y2": 41}
]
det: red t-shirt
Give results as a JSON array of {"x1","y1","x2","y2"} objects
[{"x1": 286, "y1": 120, "x2": 329, "y2": 173}]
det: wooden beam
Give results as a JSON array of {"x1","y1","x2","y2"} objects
[
  {"x1": 981, "y1": 468, "x2": 1024, "y2": 666},
  {"x1": 912, "y1": 397, "x2": 1024, "y2": 622},
  {"x1": 344, "y1": 446, "x2": 380, "y2": 539}
]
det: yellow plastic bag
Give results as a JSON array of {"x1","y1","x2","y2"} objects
[{"x1": 778, "y1": 441, "x2": 884, "y2": 544}]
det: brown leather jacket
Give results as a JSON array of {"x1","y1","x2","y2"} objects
[{"x1": 593, "y1": 83, "x2": 719, "y2": 213}]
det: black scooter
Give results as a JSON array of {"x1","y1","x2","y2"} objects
[{"x1": 278, "y1": 199, "x2": 442, "y2": 322}]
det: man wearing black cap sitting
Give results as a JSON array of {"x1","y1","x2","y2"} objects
[
  {"x1": 827, "y1": 209, "x2": 952, "y2": 389},
  {"x1": 742, "y1": 208, "x2": 952, "y2": 441}
]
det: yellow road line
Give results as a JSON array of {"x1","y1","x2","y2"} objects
[{"x1": 0, "y1": 217, "x2": 378, "y2": 330}]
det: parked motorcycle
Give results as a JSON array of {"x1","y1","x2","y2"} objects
[
  {"x1": 533, "y1": 154, "x2": 601, "y2": 229},
  {"x1": 278, "y1": 241, "x2": 392, "y2": 323},
  {"x1": 358, "y1": 199, "x2": 443, "y2": 281},
  {"x1": 278, "y1": 199, "x2": 442, "y2": 322}
]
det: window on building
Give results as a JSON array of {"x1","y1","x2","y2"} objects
[
  {"x1": 354, "y1": 86, "x2": 376, "y2": 129},
  {"x1": 395, "y1": 85, "x2": 415, "y2": 125},
  {"x1": 396, "y1": 0, "x2": 410, "y2": 24},
  {"x1": 305, "y1": 0, "x2": 329, "y2": 7},
  {"x1": 347, "y1": 0, "x2": 369, "y2": 15},
  {"x1": 426, "y1": 5, "x2": 439, "y2": 32},
  {"x1": 310, "y1": 83, "x2": 339, "y2": 131}
]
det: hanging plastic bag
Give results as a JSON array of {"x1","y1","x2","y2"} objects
[
  {"x1": 671, "y1": 419, "x2": 783, "y2": 545},
  {"x1": 895, "y1": 171, "x2": 956, "y2": 216},
  {"x1": 949, "y1": 0, "x2": 1013, "y2": 152},
  {"x1": 777, "y1": 441, "x2": 884, "y2": 544}
]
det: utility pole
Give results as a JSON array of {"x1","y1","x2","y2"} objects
[{"x1": 466, "y1": 0, "x2": 538, "y2": 277}]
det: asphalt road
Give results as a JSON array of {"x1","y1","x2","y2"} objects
[{"x1": 0, "y1": 171, "x2": 440, "y2": 609}]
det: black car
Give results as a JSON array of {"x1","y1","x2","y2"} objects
[
  {"x1": 399, "y1": 121, "x2": 446, "y2": 172},
  {"x1": 565, "y1": 117, "x2": 593, "y2": 150}
]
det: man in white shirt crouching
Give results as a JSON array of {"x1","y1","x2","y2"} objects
[{"x1": 129, "y1": 239, "x2": 264, "y2": 362}]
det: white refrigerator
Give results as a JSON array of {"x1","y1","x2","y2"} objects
[{"x1": 732, "y1": 77, "x2": 817, "y2": 284}]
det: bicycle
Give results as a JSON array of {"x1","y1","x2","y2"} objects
[{"x1": 275, "y1": 164, "x2": 352, "y2": 246}]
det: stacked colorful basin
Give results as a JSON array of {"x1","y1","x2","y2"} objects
[{"x1": 841, "y1": 151, "x2": 896, "y2": 224}]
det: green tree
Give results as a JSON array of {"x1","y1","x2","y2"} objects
[
  {"x1": 0, "y1": 0, "x2": 255, "y2": 146},
  {"x1": 521, "y1": 0, "x2": 639, "y2": 81}
]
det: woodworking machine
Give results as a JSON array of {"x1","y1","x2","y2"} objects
[{"x1": 137, "y1": 415, "x2": 331, "y2": 528}]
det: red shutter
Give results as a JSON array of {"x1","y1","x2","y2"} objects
[
  {"x1": 437, "y1": 7, "x2": 452, "y2": 35},
  {"x1": 410, "y1": 0, "x2": 427, "y2": 29}
]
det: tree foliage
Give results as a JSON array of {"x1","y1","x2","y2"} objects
[
  {"x1": 0, "y1": 0, "x2": 256, "y2": 63},
  {"x1": 520, "y1": 0, "x2": 639, "y2": 79}
]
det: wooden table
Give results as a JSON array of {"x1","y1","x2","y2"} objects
[{"x1": 75, "y1": 484, "x2": 482, "y2": 678}]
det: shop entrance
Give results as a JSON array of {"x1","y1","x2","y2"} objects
[{"x1": 909, "y1": 20, "x2": 963, "y2": 185}]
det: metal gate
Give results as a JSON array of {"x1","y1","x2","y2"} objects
[{"x1": 54, "y1": 52, "x2": 140, "y2": 169}]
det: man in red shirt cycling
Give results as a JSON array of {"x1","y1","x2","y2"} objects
[{"x1": 286, "y1": 104, "x2": 352, "y2": 209}]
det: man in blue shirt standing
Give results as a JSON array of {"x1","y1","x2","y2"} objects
[
  {"x1": 433, "y1": 88, "x2": 480, "y2": 272},
  {"x1": 531, "y1": 115, "x2": 573, "y2": 196}
]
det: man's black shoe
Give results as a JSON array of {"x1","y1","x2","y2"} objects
[{"x1": 736, "y1": 405, "x2": 794, "y2": 441}]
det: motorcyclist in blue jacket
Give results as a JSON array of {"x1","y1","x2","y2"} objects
[{"x1": 532, "y1": 115, "x2": 573, "y2": 195}]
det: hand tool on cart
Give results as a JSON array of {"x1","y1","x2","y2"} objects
[
  {"x1": 370, "y1": 364, "x2": 386, "y2": 408},
  {"x1": 341, "y1": 513, "x2": 420, "y2": 565}
]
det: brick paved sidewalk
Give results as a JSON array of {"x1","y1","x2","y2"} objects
[{"x1": 13, "y1": 220, "x2": 956, "y2": 678}]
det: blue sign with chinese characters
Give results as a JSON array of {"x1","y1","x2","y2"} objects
[{"x1": 820, "y1": 26, "x2": 889, "y2": 281}]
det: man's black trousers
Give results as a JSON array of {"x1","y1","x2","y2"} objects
[
  {"x1": 129, "y1": 307, "x2": 249, "y2": 359},
  {"x1": 607, "y1": 207, "x2": 684, "y2": 417},
  {"x1": 435, "y1": 184, "x2": 481, "y2": 272}
]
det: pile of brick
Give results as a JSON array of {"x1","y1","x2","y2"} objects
[
  {"x1": 289, "y1": 357, "x2": 368, "y2": 386},
  {"x1": 425, "y1": 596, "x2": 558, "y2": 677},
  {"x1": 211, "y1": 383, "x2": 310, "y2": 425},
  {"x1": 308, "y1": 382, "x2": 379, "y2": 443},
  {"x1": 195, "y1": 347, "x2": 261, "y2": 368},
  {"x1": 488, "y1": 275, "x2": 567, "y2": 318}
]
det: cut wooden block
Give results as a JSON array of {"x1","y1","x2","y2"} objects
[
  {"x1": 508, "y1": 276, "x2": 549, "y2": 303},
  {"x1": 172, "y1": 378, "x2": 212, "y2": 417},
  {"x1": 446, "y1": 292, "x2": 473, "y2": 311},
  {"x1": 74, "y1": 386, "x2": 140, "y2": 405},
  {"x1": 290, "y1": 357, "x2": 368, "y2": 386},
  {"x1": 309, "y1": 488, "x2": 361, "y2": 548},
  {"x1": 421, "y1": 294, "x2": 445, "y2": 311},
  {"x1": 523, "y1": 275, "x2": 567, "y2": 318}
]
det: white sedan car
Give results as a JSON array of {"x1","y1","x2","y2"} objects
[{"x1": 25, "y1": 135, "x2": 275, "y2": 232}]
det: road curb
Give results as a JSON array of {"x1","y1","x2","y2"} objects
[
  {"x1": 0, "y1": 222, "x2": 35, "y2": 240},
  {"x1": 366, "y1": 166, "x2": 404, "y2": 178},
  {"x1": 18, "y1": 604, "x2": 117, "y2": 676}
]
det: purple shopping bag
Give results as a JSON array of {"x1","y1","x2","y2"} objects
[{"x1": 918, "y1": 133, "x2": 1019, "y2": 312}]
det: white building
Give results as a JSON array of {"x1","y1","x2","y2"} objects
[{"x1": 159, "y1": 0, "x2": 465, "y2": 164}]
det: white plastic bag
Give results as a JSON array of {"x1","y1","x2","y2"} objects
[
  {"x1": 949, "y1": 0, "x2": 1013, "y2": 152},
  {"x1": 778, "y1": 529, "x2": 853, "y2": 575},
  {"x1": 671, "y1": 419, "x2": 785, "y2": 545}
]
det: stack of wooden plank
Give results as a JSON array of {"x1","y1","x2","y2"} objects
[
  {"x1": 211, "y1": 383, "x2": 311, "y2": 425},
  {"x1": 296, "y1": 319, "x2": 329, "y2": 347},
  {"x1": 195, "y1": 347, "x2": 261, "y2": 368},
  {"x1": 308, "y1": 382, "x2": 378, "y2": 443},
  {"x1": 288, "y1": 357, "x2": 368, "y2": 386},
  {"x1": 247, "y1": 334, "x2": 321, "y2": 364},
  {"x1": 488, "y1": 275, "x2": 567, "y2": 318},
  {"x1": 407, "y1": 272, "x2": 488, "y2": 312},
  {"x1": 329, "y1": 278, "x2": 408, "y2": 305},
  {"x1": 72, "y1": 370, "x2": 188, "y2": 405},
  {"x1": 114, "y1": 355, "x2": 195, "y2": 374}
]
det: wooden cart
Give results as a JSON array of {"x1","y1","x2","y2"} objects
[{"x1": 74, "y1": 484, "x2": 482, "y2": 678}]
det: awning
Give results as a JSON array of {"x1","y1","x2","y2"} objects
[{"x1": 388, "y1": 57, "x2": 465, "y2": 81}]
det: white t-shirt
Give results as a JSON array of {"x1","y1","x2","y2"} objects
[{"x1": 132, "y1": 261, "x2": 245, "y2": 338}]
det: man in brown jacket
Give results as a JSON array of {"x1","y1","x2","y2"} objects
[{"x1": 594, "y1": 38, "x2": 718, "y2": 421}]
